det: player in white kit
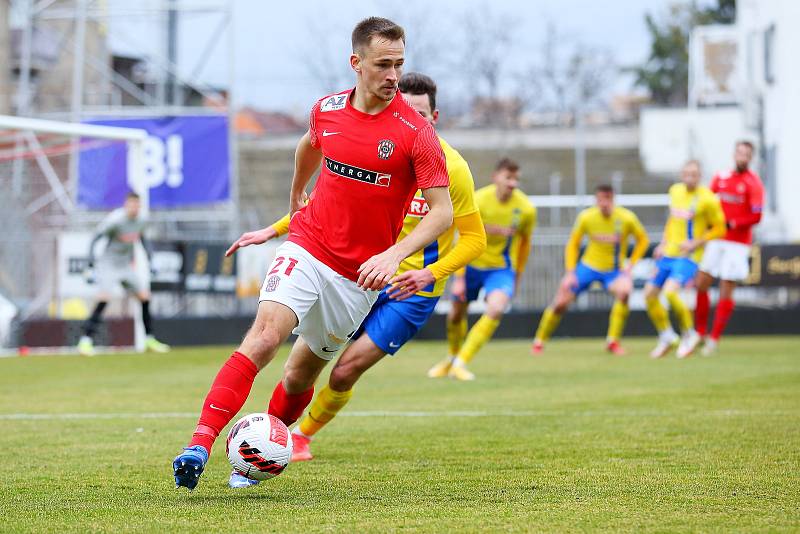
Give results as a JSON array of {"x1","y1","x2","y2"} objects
[{"x1": 77, "y1": 192, "x2": 170, "y2": 355}]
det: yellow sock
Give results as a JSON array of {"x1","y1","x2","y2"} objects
[
  {"x1": 646, "y1": 294, "x2": 671, "y2": 333},
  {"x1": 607, "y1": 300, "x2": 629, "y2": 342},
  {"x1": 297, "y1": 385, "x2": 353, "y2": 438},
  {"x1": 456, "y1": 314, "x2": 500, "y2": 364},
  {"x1": 534, "y1": 307, "x2": 562, "y2": 342},
  {"x1": 665, "y1": 290, "x2": 693, "y2": 332},
  {"x1": 446, "y1": 316, "x2": 468, "y2": 356}
]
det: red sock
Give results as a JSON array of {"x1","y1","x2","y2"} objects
[
  {"x1": 189, "y1": 351, "x2": 259, "y2": 454},
  {"x1": 710, "y1": 298, "x2": 735, "y2": 341},
  {"x1": 268, "y1": 381, "x2": 314, "y2": 427},
  {"x1": 695, "y1": 290, "x2": 710, "y2": 337}
]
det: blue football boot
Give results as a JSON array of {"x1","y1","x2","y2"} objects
[{"x1": 173, "y1": 445, "x2": 208, "y2": 490}]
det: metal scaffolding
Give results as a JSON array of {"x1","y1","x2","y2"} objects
[{"x1": 2, "y1": 0, "x2": 238, "y2": 322}]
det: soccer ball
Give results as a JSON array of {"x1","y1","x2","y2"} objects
[{"x1": 226, "y1": 413, "x2": 293, "y2": 481}]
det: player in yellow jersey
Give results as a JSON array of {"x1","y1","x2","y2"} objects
[
  {"x1": 428, "y1": 158, "x2": 537, "y2": 381},
  {"x1": 645, "y1": 160, "x2": 726, "y2": 359},
  {"x1": 224, "y1": 73, "x2": 485, "y2": 472},
  {"x1": 532, "y1": 184, "x2": 649, "y2": 355}
]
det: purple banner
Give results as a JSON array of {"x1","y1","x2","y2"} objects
[{"x1": 78, "y1": 115, "x2": 230, "y2": 208}]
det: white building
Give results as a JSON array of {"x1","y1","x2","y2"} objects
[{"x1": 640, "y1": 0, "x2": 800, "y2": 241}]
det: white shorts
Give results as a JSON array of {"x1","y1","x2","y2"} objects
[
  {"x1": 699, "y1": 240, "x2": 751, "y2": 282},
  {"x1": 259, "y1": 241, "x2": 378, "y2": 360},
  {"x1": 95, "y1": 257, "x2": 145, "y2": 294}
]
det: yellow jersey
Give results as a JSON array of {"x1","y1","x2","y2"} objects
[
  {"x1": 469, "y1": 185, "x2": 536, "y2": 271},
  {"x1": 397, "y1": 137, "x2": 479, "y2": 297},
  {"x1": 566, "y1": 206, "x2": 648, "y2": 272},
  {"x1": 663, "y1": 183, "x2": 726, "y2": 263}
]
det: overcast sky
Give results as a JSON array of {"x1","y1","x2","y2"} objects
[{"x1": 105, "y1": 0, "x2": 693, "y2": 112}]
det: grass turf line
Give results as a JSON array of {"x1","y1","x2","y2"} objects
[{"x1": 0, "y1": 336, "x2": 798, "y2": 533}]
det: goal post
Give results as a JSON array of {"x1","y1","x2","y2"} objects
[{"x1": 0, "y1": 114, "x2": 150, "y2": 353}]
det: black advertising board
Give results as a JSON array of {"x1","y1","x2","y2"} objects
[
  {"x1": 150, "y1": 241, "x2": 185, "y2": 292},
  {"x1": 182, "y1": 242, "x2": 237, "y2": 293},
  {"x1": 747, "y1": 244, "x2": 800, "y2": 287}
]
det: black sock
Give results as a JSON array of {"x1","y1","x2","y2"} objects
[
  {"x1": 83, "y1": 301, "x2": 107, "y2": 338},
  {"x1": 141, "y1": 300, "x2": 153, "y2": 335}
]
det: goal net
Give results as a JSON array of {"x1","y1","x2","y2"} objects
[{"x1": 0, "y1": 115, "x2": 148, "y2": 354}]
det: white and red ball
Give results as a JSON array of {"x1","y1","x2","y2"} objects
[{"x1": 226, "y1": 413, "x2": 293, "y2": 481}]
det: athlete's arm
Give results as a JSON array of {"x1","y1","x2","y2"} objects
[
  {"x1": 225, "y1": 213, "x2": 291, "y2": 257},
  {"x1": 564, "y1": 219, "x2": 584, "y2": 273},
  {"x1": 514, "y1": 232, "x2": 532, "y2": 286},
  {"x1": 386, "y1": 211, "x2": 485, "y2": 300},
  {"x1": 513, "y1": 209, "x2": 536, "y2": 287},
  {"x1": 289, "y1": 131, "x2": 322, "y2": 216},
  {"x1": 139, "y1": 235, "x2": 153, "y2": 263},
  {"x1": 726, "y1": 178, "x2": 764, "y2": 231},
  {"x1": 87, "y1": 233, "x2": 103, "y2": 267},
  {"x1": 626, "y1": 218, "x2": 650, "y2": 270},
  {"x1": 653, "y1": 225, "x2": 668, "y2": 259},
  {"x1": 560, "y1": 218, "x2": 584, "y2": 290},
  {"x1": 358, "y1": 186, "x2": 453, "y2": 290},
  {"x1": 681, "y1": 198, "x2": 727, "y2": 253},
  {"x1": 87, "y1": 212, "x2": 117, "y2": 266},
  {"x1": 705, "y1": 197, "x2": 727, "y2": 241}
]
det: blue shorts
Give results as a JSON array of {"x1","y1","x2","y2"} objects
[
  {"x1": 357, "y1": 287, "x2": 439, "y2": 355},
  {"x1": 571, "y1": 262, "x2": 620, "y2": 294},
  {"x1": 650, "y1": 256, "x2": 698, "y2": 288},
  {"x1": 465, "y1": 266, "x2": 515, "y2": 302}
]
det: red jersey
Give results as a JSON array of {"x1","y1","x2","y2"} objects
[
  {"x1": 710, "y1": 168, "x2": 764, "y2": 244},
  {"x1": 288, "y1": 89, "x2": 449, "y2": 281}
]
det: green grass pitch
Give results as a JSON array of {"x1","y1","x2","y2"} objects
[{"x1": 1, "y1": 336, "x2": 798, "y2": 532}]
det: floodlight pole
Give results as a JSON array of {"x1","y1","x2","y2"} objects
[
  {"x1": 67, "y1": 0, "x2": 88, "y2": 210},
  {"x1": 574, "y1": 100, "x2": 587, "y2": 207},
  {"x1": 12, "y1": 0, "x2": 34, "y2": 198}
]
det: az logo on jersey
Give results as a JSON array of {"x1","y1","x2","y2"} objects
[
  {"x1": 321, "y1": 94, "x2": 347, "y2": 112},
  {"x1": 377, "y1": 139, "x2": 395, "y2": 160}
]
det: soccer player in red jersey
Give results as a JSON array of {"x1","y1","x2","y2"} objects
[
  {"x1": 691, "y1": 140, "x2": 764, "y2": 356},
  {"x1": 172, "y1": 17, "x2": 453, "y2": 490}
]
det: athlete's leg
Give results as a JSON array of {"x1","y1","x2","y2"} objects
[
  {"x1": 694, "y1": 270, "x2": 714, "y2": 337},
  {"x1": 533, "y1": 274, "x2": 576, "y2": 350},
  {"x1": 188, "y1": 301, "x2": 297, "y2": 455},
  {"x1": 451, "y1": 268, "x2": 514, "y2": 378},
  {"x1": 606, "y1": 273, "x2": 632, "y2": 349},
  {"x1": 644, "y1": 281, "x2": 679, "y2": 358},
  {"x1": 77, "y1": 299, "x2": 108, "y2": 356},
  {"x1": 267, "y1": 336, "x2": 327, "y2": 427},
  {"x1": 663, "y1": 279, "x2": 692, "y2": 333},
  {"x1": 644, "y1": 283, "x2": 670, "y2": 333},
  {"x1": 295, "y1": 334, "x2": 385, "y2": 442},
  {"x1": 710, "y1": 279, "x2": 737, "y2": 342},
  {"x1": 133, "y1": 289, "x2": 170, "y2": 352},
  {"x1": 455, "y1": 289, "x2": 508, "y2": 366},
  {"x1": 446, "y1": 299, "x2": 468, "y2": 356},
  {"x1": 82, "y1": 300, "x2": 108, "y2": 339},
  {"x1": 432, "y1": 275, "x2": 471, "y2": 378}
]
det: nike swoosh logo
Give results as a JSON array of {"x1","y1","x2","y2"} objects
[
  {"x1": 389, "y1": 342, "x2": 400, "y2": 348},
  {"x1": 209, "y1": 404, "x2": 230, "y2": 413},
  {"x1": 321, "y1": 346, "x2": 338, "y2": 353},
  {"x1": 322, "y1": 130, "x2": 341, "y2": 137}
]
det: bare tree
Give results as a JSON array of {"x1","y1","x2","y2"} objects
[
  {"x1": 375, "y1": 3, "x2": 450, "y2": 77},
  {"x1": 519, "y1": 21, "x2": 616, "y2": 125},
  {"x1": 300, "y1": 18, "x2": 354, "y2": 96},
  {"x1": 455, "y1": 2, "x2": 519, "y2": 126}
]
